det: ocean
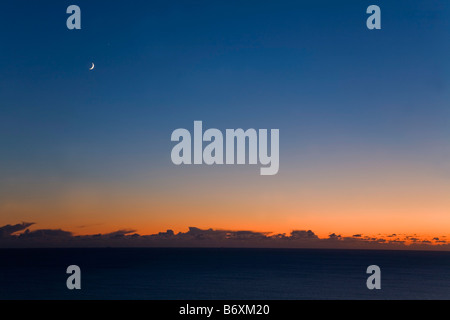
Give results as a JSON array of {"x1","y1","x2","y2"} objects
[{"x1": 0, "y1": 248, "x2": 449, "y2": 300}]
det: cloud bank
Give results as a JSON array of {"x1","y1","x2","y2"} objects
[{"x1": 0, "y1": 223, "x2": 448, "y2": 250}]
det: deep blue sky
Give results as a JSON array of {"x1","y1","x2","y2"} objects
[
  {"x1": 0, "y1": 1, "x2": 449, "y2": 235},
  {"x1": 1, "y1": 1, "x2": 449, "y2": 174}
]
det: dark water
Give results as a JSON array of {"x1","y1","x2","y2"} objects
[{"x1": 0, "y1": 248, "x2": 449, "y2": 300}]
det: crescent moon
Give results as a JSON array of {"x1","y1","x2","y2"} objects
[{"x1": 89, "y1": 62, "x2": 95, "y2": 70}]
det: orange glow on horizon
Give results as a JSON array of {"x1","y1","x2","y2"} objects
[{"x1": 2, "y1": 158, "x2": 449, "y2": 247}]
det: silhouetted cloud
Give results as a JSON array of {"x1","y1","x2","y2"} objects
[
  {"x1": 18, "y1": 229, "x2": 72, "y2": 239},
  {"x1": 103, "y1": 229, "x2": 137, "y2": 239},
  {"x1": 0, "y1": 223, "x2": 448, "y2": 251},
  {"x1": 290, "y1": 230, "x2": 319, "y2": 239},
  {"x1": 0, "y1": 222, "x2": 35, "y2": 238},
  {"x1": 328, "y1": 233, "x2": 341, "y2": 240}
]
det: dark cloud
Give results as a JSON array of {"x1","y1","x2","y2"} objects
[
  {"x1": 290, "y1": 230, "x2": 319, "y2": 240},
  {"x1": 328, "y1": 233, "x2": 342, "y2": 240},
  {"x1": 148, "y1": 229, "x2": 175, "y2": 239},
  {"x1": 103, "y1": 229, "x2": 137, "y2": 239},
  {"x1": 0, "y1": 223, "x2": 449, "y2": 251},
  {"x1": 18, "y1": 229, "x2": 72, "y2": 239},
  {"x1": 0, "y1": 222, "x2": 35, "y2": 238},
  {"x1": 158, "y1": 227, "x2": 270, "y2": 241},
  {"x1": 388, "y1": 239, "x2": 405, "y2": 244}
]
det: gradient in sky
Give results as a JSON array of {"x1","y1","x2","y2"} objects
[{"x1": 0, "y1": 0, "x2": 449, "y2": 241}]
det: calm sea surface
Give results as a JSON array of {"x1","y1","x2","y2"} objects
[{"x1": 0, "y1": 248, "x2": 449, "y2": 300}]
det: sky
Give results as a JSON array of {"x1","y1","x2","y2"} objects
[{"x1": 0, "y1": 0, "x2": 449, "y2": 246}]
